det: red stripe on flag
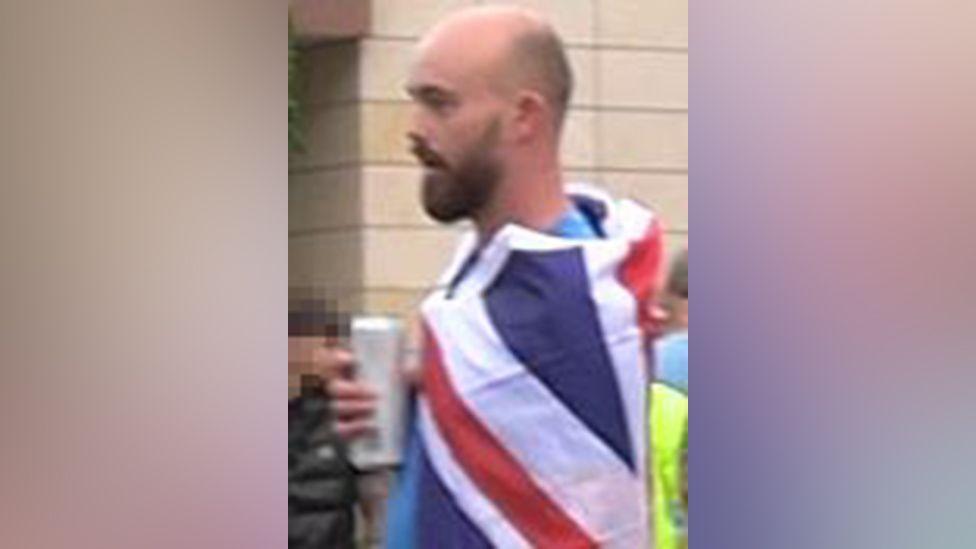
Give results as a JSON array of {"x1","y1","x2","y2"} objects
[
  {"x1": 618, "y1": 218, "x2": 665, "y2": 337},
  {"x1": 421, "y1": 325, "x2": 598, "y2": 548}
]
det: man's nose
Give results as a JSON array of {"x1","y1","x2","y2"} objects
[
  {"x1": 406, "y1": 129, "x2": 423, "y2": 150},
  {"x1": 406, "y1": 103, "x2": 430, "y2": 144}
]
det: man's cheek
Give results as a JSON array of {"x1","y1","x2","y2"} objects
[
  {"x1": 288, "y1": 336, "x2": 325, "y2": 373},
  {"x1": 642, "y1": 303, "x2": 668, "y2": 341},
  {"x1": 673, "y1": 300, "x2": 689, "y2": 329},
  {"x1": 289, "y1": 360, "x2": 312, "y2": 375}
]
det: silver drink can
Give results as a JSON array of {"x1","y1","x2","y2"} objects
[{"x1": 349, "y1": 315, "x2": 408, "y2": 469}]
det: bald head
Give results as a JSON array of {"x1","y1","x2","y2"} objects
[{"x1": 416, "y1": 6, "x2": 573, "y2": 131}]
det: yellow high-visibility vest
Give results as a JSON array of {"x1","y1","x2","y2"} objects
[{"x1": 649, "y1": 332, "x2": 688, "y2": 549}]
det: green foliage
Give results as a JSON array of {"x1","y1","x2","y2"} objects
[{"x1": 288, "y1": 17, "x2": 306, "y2": 154}]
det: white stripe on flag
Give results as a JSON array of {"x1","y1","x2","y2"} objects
[
  {"x1": 582, "y1": 240, "x2": 652, "y2": 481},
  {"x1": 417, "y1": 400, "x2": 530, "y2": 549},
  {"x1": 424, "y1": 300, "x2": 648, "y2": 547}
]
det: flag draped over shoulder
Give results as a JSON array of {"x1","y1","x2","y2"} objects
[{"x1": 414, "y1": 185, "x2": 663, "y2": 548}]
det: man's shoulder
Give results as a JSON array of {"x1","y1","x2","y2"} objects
[{"x1": 566, "y1": 182, "x2": 658, "y2": 239}]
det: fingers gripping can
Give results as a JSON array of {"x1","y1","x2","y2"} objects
[{"x1": 349, "y1": 315, "x2": 408, "y2": 469}]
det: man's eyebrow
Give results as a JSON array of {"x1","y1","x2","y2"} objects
[{"x1": 405, "y1": 83, "x2": 456, "y2": 101}]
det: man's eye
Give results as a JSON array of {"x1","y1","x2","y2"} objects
[{"x1": 425, "y1": 95, "x2": 453, "y2": 112}]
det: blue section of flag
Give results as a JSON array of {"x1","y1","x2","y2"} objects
[
  {"x1": 416, "y1": 441, "x2": 493, "y2": 549},
  {"x1": 385, "y1": 204, "x2": 607, "y2": 547},
  {"x1": 483, "y1": 248, "x2": 635, "y2": 470}
]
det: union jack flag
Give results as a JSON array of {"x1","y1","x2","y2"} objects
[{"x1": 413, "y1": 185, "x2": 663, "y2": 548}]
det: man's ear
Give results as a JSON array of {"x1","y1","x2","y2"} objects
[{"x1": 512, "y1": 91, "x2": 547, "y2": 142}]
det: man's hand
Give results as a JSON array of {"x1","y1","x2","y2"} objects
[{"x1": 311, "y1": 346, "x2": 380, "y2": 441}]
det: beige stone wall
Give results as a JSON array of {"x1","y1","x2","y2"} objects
[{"x1": 290, "y1": 0, "x2": 688, "y2": 339}]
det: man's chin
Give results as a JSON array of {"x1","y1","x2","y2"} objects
[
  {"x1": 422, "y1": 193, "x2": 469, "y2": 224},
  {"x1": 421, "y1": 178, "x2": 452, "y2": 223},
  {"x1": 422, "y1": 200, "x2": 466, "y2": 224}
]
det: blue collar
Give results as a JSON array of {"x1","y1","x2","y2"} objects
[{"x1": 549, "y1": 205, "x2": 600, "y2": 239}]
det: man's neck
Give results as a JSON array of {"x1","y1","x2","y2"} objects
[{"x1": 473, "y1": 163, "x2": 571, "y2": 244}]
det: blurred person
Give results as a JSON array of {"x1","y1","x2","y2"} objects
[
  {"x1": 319, "y1": 6, "x2": 665, "y2": 547},
  {"x1": 288, "y1": 301, "x2": 358, "y2": 549},
  {"x1": 648, "y1": 248, "x2": 689, "y2": 549}
]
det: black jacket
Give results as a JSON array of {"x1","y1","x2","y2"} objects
[{"x1": 289, "y1": 385, "x2": 358, "y2": 549}]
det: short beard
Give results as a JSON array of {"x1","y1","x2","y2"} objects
[{"x1": 421, "y1": 118, "x2": 502, "y2": 224}]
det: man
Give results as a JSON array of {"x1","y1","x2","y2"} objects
[
  {"x1": 322, "y1": 7, "x2": 664, "y2": 547},
  {"x1": 288, "y1": 300, "x2": 357, "y2": 549},
  {"x1": 648, "y1": 249, "x2": 689, "y2": 549}
]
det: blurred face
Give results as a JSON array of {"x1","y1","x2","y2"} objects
[
  {"x1": 647, "y1": 290, "x2": 689, "y2": 337},
  {"x1": 406, "y1": 47, "x2": 508, "y2": 223},
  {"x1": 288, "y1": 335, "x2": 325, "y2": 377},
  {"x1": 668, "y1": 294, "x2": 689, "y2": 331}
]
